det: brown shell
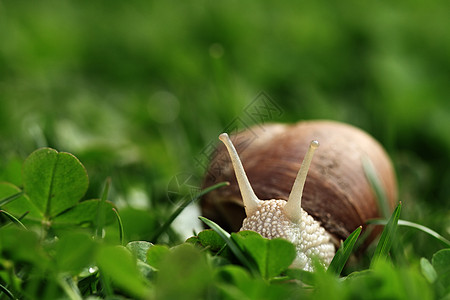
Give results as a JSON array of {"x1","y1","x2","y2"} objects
[{"x1": 201, "y1": 120, "x2": 397, "y2": 245}]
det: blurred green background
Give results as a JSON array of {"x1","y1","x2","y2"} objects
[{"x1": 0, "y1": 1, "x2": 449, "y2": 255}]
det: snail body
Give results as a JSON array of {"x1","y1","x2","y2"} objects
[{"x1": 201, "y1": 120, "x2": 397, "y2": 269}]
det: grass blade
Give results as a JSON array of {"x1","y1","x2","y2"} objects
[
  {"x1": 17, "y1": 211, "x2": 30, "y2": 221},
  {"x1": 57, "y1": 275, "x2": 82, "y2": 300},
  {"x1": 150, "y1": 181, "x2": 229, "y2": 242},
  {"x1": 327, "y1": 226, "x2": 362, "y2": 275},
  {"x1": 367, "y1": 219, "x2": 450, "y2": 248},
  {"x1": 112, "y1": 208, "x2": 124, "y2": 246},
  {"x1": 99, "y1": 273, "x2": 113, "y2": 297},
  {"x1": 0, "y1": 282, "x2": 17, "y2": 300},
  {"x1": 370, "y1": 202, "x2": 402, "y2": 267},
  {"x1": 0, "y1": 191, "x2": 23, "y2": 207},
  {"x1": 96, "y1": 177, "x2": 111, "y2": 239},
  {"x1": 198, "y1": 216, "x2": 259, "y2": 276},
  {"x1": 363, "y1": 157, "x2": 390, "y2": 218},
  {"x1": 0, "y1": 210, "x2": 27, "y2": 230}
]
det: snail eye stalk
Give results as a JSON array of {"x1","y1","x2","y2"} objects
[
  {"x1": 219, "y1": 133, "x2": 260, "y2": 216},
  {"x1": 284, "y1": 140, "x2": 319, "y2": 223}
]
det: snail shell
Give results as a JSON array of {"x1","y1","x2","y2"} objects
[{"x1": 201, "y1": 120, "x2": 398, "y2": 245}]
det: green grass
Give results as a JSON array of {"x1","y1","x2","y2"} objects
[
  {"x1": 0, "y1": 147, "x2": 448, "y2": 300},
  {"x1": 0, "y1": 1, "x2": 449, "y2": 299}
]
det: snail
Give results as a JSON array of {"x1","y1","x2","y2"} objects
[{"x1": 201, "y1": 120, "x2": 397, "y2": 270}]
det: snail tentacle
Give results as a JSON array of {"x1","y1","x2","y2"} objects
[{"x1": 284, "y1": 140, "x2": 319, "y2": 223}]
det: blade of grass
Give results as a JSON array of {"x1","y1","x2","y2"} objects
[
  {"x1": 367, "y1": 219, "x2": 450, "y2": 248},
  {"x1": 0, "y1": 210, "x2": 27, "y2": 230},
  {"x1": 370, "y1": 202, "x2": 402, "y2": 268},
  {"x1": 0, "y1": 283, "x2": 17, "y2": 300},
  {"x1": 99, "y1": 273, "x2": 113, "y2": 297},
  {"x1": 0, "y1": 191, "x2": 23, "y2": 207},
  {"x1": 96, "y1": 177, "x2": 111, "y2": 239},
  {"x1": 363, "y1": 157, "x2": 390, "y2": 218},
  {"x1": 353, "y1": 223, "x2": 375, "y2": 252},
  {"x1": 112, "y1": 208, "x2": 124, "y2": 246},
  {"x1": 199, "y1": 216, "x2": 259, "y2": 277},
  {"x1": 150, "y1": 181, "x2": 229, "y2": 242},
  {"x1": 57, "y1": 275, "x2": 82, "y2": 300},
  {"x1": 17, "y1": 211, "x2": 30, "y2": 221},
  {"x1": 327, "y1": 226, "x2": 362, "y2": 275}
]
